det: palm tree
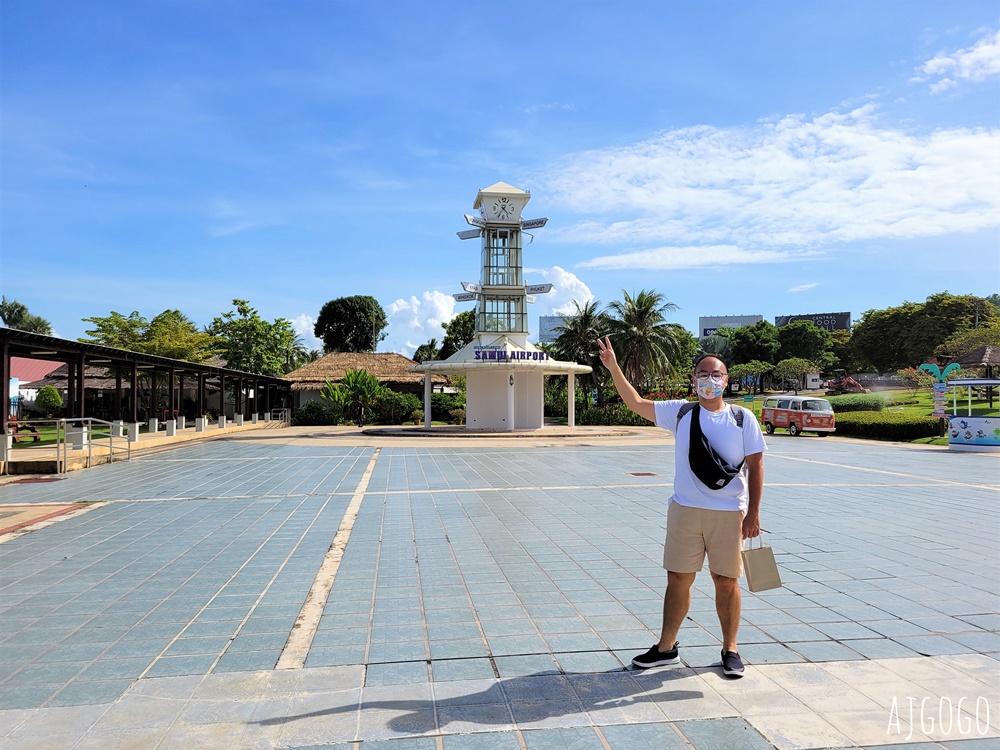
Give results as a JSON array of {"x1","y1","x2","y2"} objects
[
  {"x1": 412, "y1": 338, "x2": 440, "y2": 363},
  {"x1": 283, "y1": 335, "x2": 311, "y2": 373},
  {"x1": 699, "y1": 334, "x2": 733, "y2": 362},
  {"x1": 553, "y1": 300, "x2": 609, "y2": 405},
  {"x1": 606, "y1": 289, "x2": 683, "y2": 392}
]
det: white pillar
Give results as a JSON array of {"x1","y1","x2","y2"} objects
[
  {"x1": 111, "y1": 420, "x2": 124, "y2": 438},
  {"x1": 128, "y1": 423, "x2": 141, "y2": 443},
  {"x1": 506, "y1": 371, "x2": 515, "y2": 431},
  {"x1": 148, "y1": 418, "x2": 159, "y2": 434},
  {"x1": 177, "y1": 416, "x2": 186, "y2": 430},
  {"x1": 423, "y1": 373, "x2": 432, "y2": 428},
  {"x1": 568, "y1": 374, "x2": 576, "y2": 428},
  {"x1": 218, "y1": 415, "x2": 227, "y2": 429},
  {"x1": 235, "y1": 414, "x2": 244, "y2": 426},
  {"x1": 164, "y1": 420, "x2": 176, "y2": 437},
  {"x1": 195, "y1": 417, "x2": 206, "y2": 432}
]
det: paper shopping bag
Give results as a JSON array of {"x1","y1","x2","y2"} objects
[{"x1": 741, "y1": 536, "x2": 782, "y2": 592}]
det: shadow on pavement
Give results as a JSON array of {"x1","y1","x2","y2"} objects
[{"x1": 255, "y1": 667, "x2": 702, "y2": 731}]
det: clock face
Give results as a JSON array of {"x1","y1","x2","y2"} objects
[{"x1": 493, "y1": 197, "x2": 515, "y2": 220}]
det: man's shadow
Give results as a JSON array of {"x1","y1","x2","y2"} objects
[{"x1": 256, "y1": 665, "x2": 703, "y2": 733}]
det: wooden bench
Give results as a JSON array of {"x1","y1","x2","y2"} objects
[{"x1": 9, "y1": 421, "x2": 41, "y2": 443}]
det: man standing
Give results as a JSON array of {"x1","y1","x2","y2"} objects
[{"x1": 597, "y1": 338, "x2": 766, "y2": 678}]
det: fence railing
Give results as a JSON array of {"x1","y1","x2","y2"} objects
[
  {"x1": 57, "y1": 418, "x2": 131, "y2": 474},
  {"x1": 270, "y1": 408, "x2": 291, "y2": 425}
]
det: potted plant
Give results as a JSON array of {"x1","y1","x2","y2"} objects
[{"x1": 411, "y1": 409, "x2": 424, "y2": 425}]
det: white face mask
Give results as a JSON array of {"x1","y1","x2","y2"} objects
[{"x1": 696, "y1": 374, "x2": 726, "y2": 399}]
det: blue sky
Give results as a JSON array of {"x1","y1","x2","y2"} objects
[{"x1": 2, "y1": 0, "x2": 998, "y2": 356}]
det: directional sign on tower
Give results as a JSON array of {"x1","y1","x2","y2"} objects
[
  {"x1": 525, "y1": 284, "x2": 553, "y2": 295},
  {"x1": 453, "y1": 292, "x2": 478, "y2": 302},
  {"x1": 464, "y1": 214, "x2": 486, "y2": 228},
  {"x1": 461, "y1": 281, "x2": 483, "y2": 294},
  {"x1": 520, "y1": 217, "x2": 548, "y2": 230}
]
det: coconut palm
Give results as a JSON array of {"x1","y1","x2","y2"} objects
[
  {"x1": 412, "y1": 338, "x2": 440, "y2": 363},
  {"x1": 605, "y1": 289, "x2": 683, "y2": 392},
  {"x1": 699, "y1": 334, "x2": 733, "y2": 362},
  {"x1": 553, "y1": 300, "x2": 609, "y2": 405}
]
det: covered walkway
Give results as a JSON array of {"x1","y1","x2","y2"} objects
[{"x1": 1, "y1": 327, "x2": 292, "y2": 439}]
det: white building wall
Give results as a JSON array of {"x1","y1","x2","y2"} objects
[
  {"x1": 515, "y1": 372, "x2": 544, "y2": 429},
  {"x1": 467, "y1": 370, "x2": 510, "y2": 429}
]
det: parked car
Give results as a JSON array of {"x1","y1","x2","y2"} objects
[{"x1": 761, "y1": 396, "x2": 835, "y2": 436}]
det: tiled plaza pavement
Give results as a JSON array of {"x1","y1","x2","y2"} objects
[{"x1": 0, "y1": 430, "x2": 997, "y2": 749}]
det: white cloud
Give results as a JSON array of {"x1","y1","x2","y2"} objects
[
  {"x1": 913, "y1": 29, "x2": 1000, "y2": 93},
  {"x1": 386, "y1": 290, "x2": 457, "y2": 355},
  {"x1": 523, "y1": 265, "x2": 595, "y2": 315},
  {"x1": 290, "y1": 313, "x2": 323, "y2": 350},
  {"x1": 788, "y1": 282, "x2": 821, "y2": 293},
  {"x1": 580, "y1": 245, "x2": 813, "y2": 271},
  {"x1": 537, "y1": 104, "x2": 1000, "y2": 271}
]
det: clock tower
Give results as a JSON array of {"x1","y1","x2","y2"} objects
[
  {"x1": 473, "y1": 182, "x2": 531, "y2": 341},
  {"x1": 410, "y1": 181, "x2": 591, "y2": 431}
]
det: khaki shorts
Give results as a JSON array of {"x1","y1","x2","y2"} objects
[{"x1": 663, "y1": 500, "x2": 744, "y2": 579}]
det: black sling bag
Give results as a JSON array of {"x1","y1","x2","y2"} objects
[{"x1": 677, "y1": 402, "x2": 745, "y2": 490}]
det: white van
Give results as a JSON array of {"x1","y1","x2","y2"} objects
[{"x1": 761, "y1": 396, "x2": 835, "y2": 436}]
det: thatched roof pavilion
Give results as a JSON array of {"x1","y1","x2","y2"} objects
[{"x1": 285, "y1": 352, "x2": 448, "y2": 396}]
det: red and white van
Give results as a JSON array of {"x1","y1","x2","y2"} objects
[{"x1": 761, "y1": 396, "x2": 835, "y2": 436}]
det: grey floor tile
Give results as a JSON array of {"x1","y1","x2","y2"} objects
[{"x1": 600, "y1": 722, "x2": 690, "y2": 749}]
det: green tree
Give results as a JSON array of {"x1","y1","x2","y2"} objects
[
  {"x1": 773, "y1": 358, "x2": 817, "y2": 394},
  {"x1": 80, "y1": 309, "x2": 215, "y2": 362},
  {"x1": 776, "y1": 320, "x2": 835, "y2": 374},
  {"x1": 552, "y1": 300, "x2": 609, "y2": 405},
  {"x1": 412, "y1": 338, "x2": 440, "y2": 363},
  {"x1": 777, "y1": 320, "x2": 833, "y2": 366},
  {"x1": 142, "y1": 310, "x2": 216, "y2": 361},
  {"x1": 828, "y1": 329, "x2": 863, "y2": 372},
  {"x1": 897, "y1": 367, "x2": 934, "y2": 396},
  {"x1": 729, "y1": 320, "x2": 780, "y2": 365},
  {"x1": 728, "y1": 360, "x2": 773, "y2": 395},
  {"x1": 850, "y1": 302, "x2": 920, "y2": 372},
  {"x1": 35, "y1": 385, "x2": 63, "y2": 417},
  {"x1": 80, "y1": 310, "x2": 147, "y2": 351},
  {"x1": 439, "y1": 310, "x2": 476, "y2": 359},
  {"x1": 904, "y1": 292, "x2": 998, "y2": 364},
  {"x1": 605, "y1": 289, "x2": 684, "y2": 391},
  {"x1": 0, "y1": 296, "x2": 53, "y2": 335},
  {"x1": 935, "y1": 321, "x2": 1000, "y2": 358},
  {"x1": 210, "y1": 299, "x2": 295, "y2": 376},
  {"x1": 314, "y1": 296, "x2": 388, "y2": 353},
  {"x1": 853, "y1": 292, "x2": 998, "y2": 371},
  {"x1": 699, "y1": 333, "x2": 734, "y2": 362}
]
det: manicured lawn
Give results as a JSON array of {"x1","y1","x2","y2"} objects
[{"x1": 11, "y1": 423, "x2": 113, "y2": 449}]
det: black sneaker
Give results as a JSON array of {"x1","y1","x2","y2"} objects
[
  {"x1": 721, "y1": 649, "x2": 744, "y2": 677},
  {"x1": 631, "y1": 641, "x2": 680, "y2": 668}
]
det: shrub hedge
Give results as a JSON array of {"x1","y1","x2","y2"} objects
[
  {"x1": 834, "y1": 411, "x2": 939, "y2": 441},
  {"x1": 292, "y1": 400, "x2": 337, "y2": 426},
  {"x1": 578, "y1": 403, "x2": 654, "y2": 427},
  {"x1": 430, "y1": 392, "x2": 465, "y2": 422},
  {"x1": 371, "y1": 390, "x2": 421, "y2": 425},
  {"x1": 826, "y1": 394, "x2": 887, "y2": 413}
]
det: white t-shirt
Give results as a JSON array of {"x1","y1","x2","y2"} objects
[{"x1": 654, "y1": 400, "x2": 768, "y2": 512}]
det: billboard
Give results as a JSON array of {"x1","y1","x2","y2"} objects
[
  {"x1": 774, "y1": 312, "x2": 851, "y2": 331},
  {"x1": 698, "y1": 314, "x2": 763, "y2": 337}
]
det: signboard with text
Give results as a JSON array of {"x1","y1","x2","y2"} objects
[{"x1": 774, "y1": 312, "x2": 851, "y2": 331}]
